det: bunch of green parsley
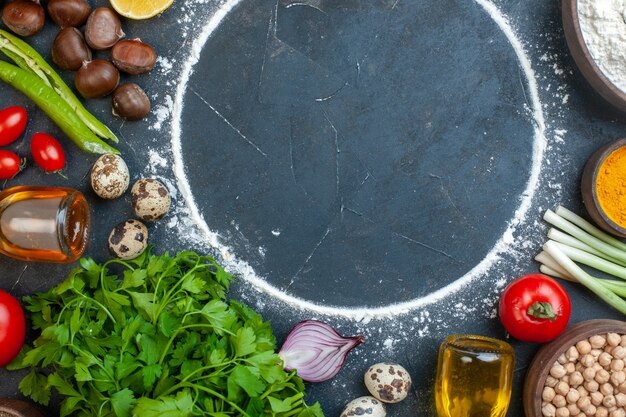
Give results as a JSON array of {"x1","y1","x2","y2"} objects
[{"x1": 9, "y1": 249, "x2": 324, "y2": 417}]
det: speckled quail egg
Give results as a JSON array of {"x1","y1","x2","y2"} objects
[
  {"x1": 364, "y1": 362, "x2": 412, "y2": 403},
  {"x1": 108, "y1": 219, "x2": 148, "y2": 260},
  {"x1": 90, "y1": 154, "x2": 130, "y2": 199},
  {"x1": 130, "y1": 178, "x2": 171, "y2": 221},
  {"x1": 340, "y1": 396, "x2": 386, "y2": 417}
]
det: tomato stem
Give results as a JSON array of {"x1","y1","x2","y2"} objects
[{"x1": 527, "y1": 301, "x2": 558, "y2": 321}]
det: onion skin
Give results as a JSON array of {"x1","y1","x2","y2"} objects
[
  {"x1": 52, "y1": 27, "x2": 92, "y2": 71},
  {"x1": 75, "y1": 59, "x2": 120, "y2": 98},
  {"x1": 47, "y1": 0, "x2": 91, "y2": 28},
  {"x1": 2, "y1": 0, "x2": 45, "y2": 37},
  {"x1": 278, "y1": 319, "x2": 365, "y2": 382}
]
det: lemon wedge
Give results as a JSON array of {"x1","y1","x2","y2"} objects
[{"x1": 109, "y1": 0, "x2": 174, "y2": 20}]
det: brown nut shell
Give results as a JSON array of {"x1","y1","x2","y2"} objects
[
  {"x1": 112, "y1": 83, "x2": 151, "y2": 121},
  {"x1": 85, "y1": 7, "x2": 124, "y2": 50},
  {"x1": 75, "y1": 59, "x2": 120, "y2": 98},
  {"x1": 111, "y1": 39, "x2": 157, "y2": 75},
  {"x1": 47, "y1": 0, "x2": 91, "y2": 27},
  {"x1": 1, "y1": 0, "x2": 45, "y2": 37},
  {"x1": 52, "y1": 27, "x2": 92, "y2": 71}
]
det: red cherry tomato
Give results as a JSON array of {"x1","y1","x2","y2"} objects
[
  {"x1": 0, "y1": 289, "x2": 26, "y2": 367},
  {"x1": 498, "y1": 274, "x2": 571, "y2": 343},
  {"x1": 0, "y1": 106, "x2": 27, "y2": 146},
  {"x1": 0, "y1": 150, "x2": 23, "y2": 179},
  {"x1": 30, "y1": 132, "x2": 65, "y2": 172}
]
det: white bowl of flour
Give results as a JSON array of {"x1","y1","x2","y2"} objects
[{"x1": 563, "y1": 0, "x2": 626, "y2": 112}]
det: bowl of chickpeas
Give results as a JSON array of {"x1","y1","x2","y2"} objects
[{"x1": 523, "y1": 319, "x2": 626, "y2": 417}]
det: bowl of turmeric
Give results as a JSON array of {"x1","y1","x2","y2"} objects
[{"x1": 581, "y1": 138, "x2": 626, "y2": 238}]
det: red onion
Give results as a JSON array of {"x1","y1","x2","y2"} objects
[{"x1": 278, "y1": 320, "x2": 364, "y2": 382}]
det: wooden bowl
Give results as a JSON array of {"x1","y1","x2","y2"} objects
[
  {"x1": 562, "y1": 0, "x2": 626, "y2": 113},
  {"x1": 581, "y1": 138, "x2": 626, "y2": 237},
  {"x1": 523, "y1": 319, "x2": 626, "y2": 417},
  {"x1": 0, "y1": 398, "x2": 46, "y2": 417}
]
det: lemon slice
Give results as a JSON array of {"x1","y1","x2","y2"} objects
[{"x1": 109, "y1": 0, "x2": 174, "y2": 19}]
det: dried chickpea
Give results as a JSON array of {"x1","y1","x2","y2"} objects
[
  {"x1": 543, "y1": 386, "x2": 557, "y2": 402},
  {"x1": 543, "y1": 403, "x2": 557, "y2": 417},
  {"x1": 546, "y1": 375, "x2": 559, "y2": 387},
  {"x1": 553, "y1": 394, "x2": 567, "y2": 408},
  {"x1": 595, "y1": 369, "x2": 611, "y2": 384},
  {"x1": 577, "y1": 396, "x2": 591, "y2": 410},
  {"x1": 600, "y1": 382, "x2": 614, "y2": 396},
  {"x1": 611, "y1": 410, "x2": 626, "y2": 417},
  {"x1": 603, "y1": 394, "x2": 617, "y2": 408},
  {"x1": 591, "y1": 349, "x2": 604, "y2": 358},
  {"x1": 610, "y1": 370, "x2": 625, "y2": 386},
  {"x1": 583, "y1": 404, "x2": 596, "y2": 416},
  {"x1": 574, "y1": 414, "x2": 586, "y2": 417},
  {"x1": 596, "y1": 406, "x2": 609, "y2": 417},
  {"x1": 570, "y1": 371, "x2": 584, "y2": 387},
  {"x1": 577, "y1": 340, "x2": 592, "y2": 355},
  {"x1": 584, "y1": 380, "x2": 599, "y2": 393},
  {"x1": 556, "y1": 407, "x2": 570, "y2": 417},
  {"x1": 593, "y1": 362, "x2": 603, "y2": 372},
  {"x1": 590, "y1": 391, "x2": 604, "y2": 406},
  {"x1": 577, "y1": 386, "x2": 588, "y2": 397},
  {"x1": 613, "y1": 346, "x2": 626, "y2": 360},
  {"x1": 566, "y1": 388, "x2": 580, "y2": 404},
  {"x1": 556, "y1": 381, "x2": 570, "y2": 396},
  {"x1": 567, "y1": 403, "x2": 580, "y2": 416},
  {"x1": 565, "y1": 362, "x2": 576, "y2": 374},
  {"x1": 566, "y1": 346, "x2": 580, "y2": 362},
  {"x1": 581, "y1": 354, "x2": 596, "y2": 368},
  {"x1": 552, "y1": 364, "x2": 567, "y2": 379},
  {"x1": 558, "y1": 353, "x2": 568, "y2": 365},
  {"x1": 610, "y1": 359, "x2": 624, "y2": 372},
  {"x1": 590, "y1": 335, "x2": 607, "y2": 349},
  {"x1": 615, "y1": 392, "x2": 626, "y2": 407},
  {"x1": 621, "y1": 335, "x2": 626, "y2": 346},
  {"x1": 607, "y1": 333, "x2": 621, "y2": 347},
  {"x1": 599, "y1": 352, "x2": 613, "y2": 367},
  {"x1": 583, "y1": 367, "x2": 597, "y2": 381}
]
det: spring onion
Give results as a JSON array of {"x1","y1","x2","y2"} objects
[
  {"x1": 278, "y1": 320, "x2": 364, "y2": 383},
  {"x1": 539, "y1": 207, "x2": 626, "y2": 314}
]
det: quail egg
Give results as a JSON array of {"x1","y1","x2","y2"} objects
[
  {"x1": 364, "y1": 362, "x2": 412, "y2": 403},
  {"x1": 108, "y1": 219, "x2": 148, "y2": 260},
  {"x1": 340, "y1": 396, "x2": 386, "y2": 417},
  {"x1": 130, "y1": 178, "x2": 171, "y2": 221},
  {"x1": 90, "y1": 154, "x2": 129, "y2": 199}
]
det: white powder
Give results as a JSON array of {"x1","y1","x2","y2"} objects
[
  {"x1": 578, "y1": 0, "x2": 626, "y2": 92},
  {"x1": 168, "y1": 0, "x2": 548, "y2": 320}
]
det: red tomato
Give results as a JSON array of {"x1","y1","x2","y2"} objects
[
  {"x1": 30, "y1": 132, "x2": 65, "y2": 172},
  {"x1": 0, "y1": 150, "x2": 23, "y2": 179},
  {"x1": 0, "y1": 289, "x2": 26, "y2": 367},
  {"x1": 498, "y1": 274, "x2": 571, "y2": 343},
  {"x1": 0, "y1": 106, "x2": 27, "y2": 146}
]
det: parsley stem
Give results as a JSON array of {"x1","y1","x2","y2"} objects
[
  {"x1": 153, "y1": 264, "x2": 209, "y2": 323},
  {"x1": 181, "y1": 383, "x2": 253, "y2": 417},
  {"x1": 157, "y1": 323, "x2": 233, "y2": 366}
]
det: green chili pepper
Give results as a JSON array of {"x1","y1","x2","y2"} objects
[
  {"x1": 0, "y1": 29, "x2": 118, "y2": 143},
  {"x1": 0, "y1": 60, "x2": 119, "y2": 154}
]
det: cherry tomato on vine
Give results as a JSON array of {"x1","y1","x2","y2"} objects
[
  {"x1": 498, "y1": 274, "x2": 571, "y2": 343},
  {"x1": 0, "y1": 106, "x2": 27, "y2": 146},
  {"x1": 0, "y1": 289, "x2": 26, "y2": 367},
  {"x1": 31, "y1": 132, "x2": 65, "y2": 172},
  {"x1": 0, "y1": 150, "x2": 24, "y2": 179}
]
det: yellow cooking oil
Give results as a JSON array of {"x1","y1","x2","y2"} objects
[{"x1": 435, "y1": 334, "x2": 514, "y2": 417}]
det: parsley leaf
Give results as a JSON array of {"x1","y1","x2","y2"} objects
[{"x1": 14, "y1": 248, "x2": 324, "y2": 416}]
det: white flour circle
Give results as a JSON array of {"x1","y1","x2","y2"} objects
[{"x1": 170, "y1": 0, "x2": 546, "y2": 319}]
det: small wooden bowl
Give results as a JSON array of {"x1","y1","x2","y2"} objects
[
  {"x1": 523, "y1": 319, "x2": 626, "y2": 417},
  {"x1": 562, "y1": 0, "x2": 626, "y2": 113},
  {"x1": 581, "y1": 138, "x2": 626, "y2": 237},
  {"x1": 0, "y1": 398, "x2": 46, "y2": 417}
]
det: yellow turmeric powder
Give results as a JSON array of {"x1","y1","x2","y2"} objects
[{"x1": 596, "y1": 146, "x2": 626, "y2": 227}]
